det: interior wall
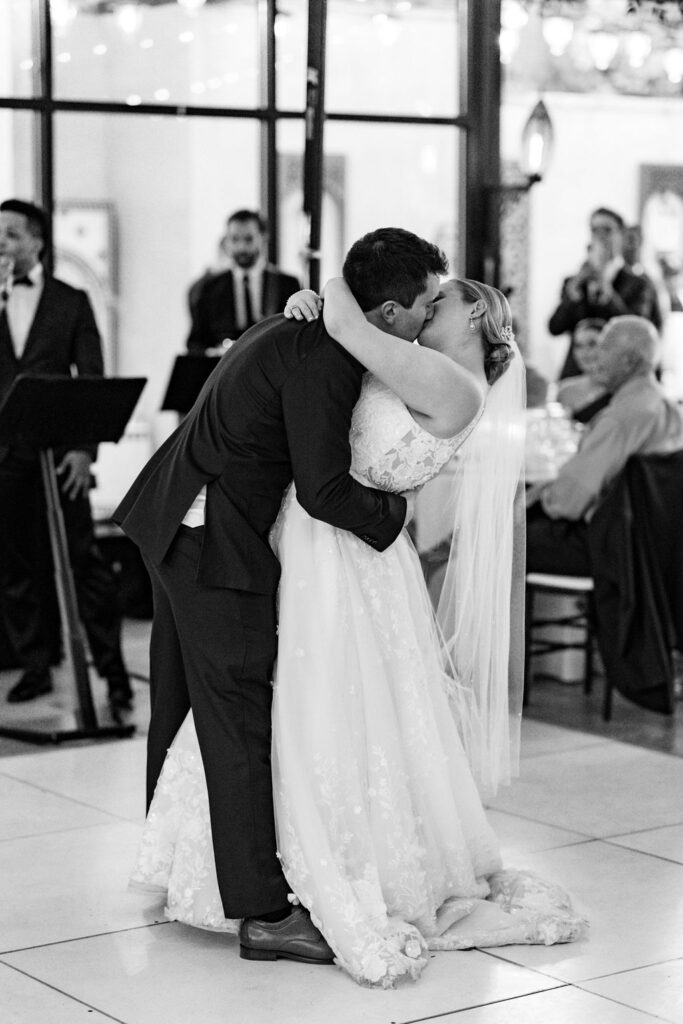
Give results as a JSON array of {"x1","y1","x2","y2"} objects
[{"x1": 502, "y1": 90, "x2": 683, "y2": 380}]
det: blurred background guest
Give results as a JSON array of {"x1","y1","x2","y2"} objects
[
  {"x1": 623, "y1": 223, "x2": 664, "y2": 324},
  {"x1": 525, "y1": 361, "x2": 550, "y2": 408},
  {"x1": 186, "y1": 209, "x2": 300, "y2": 355},
  {"x1": 556, "y1": 317, "x2": 609, "y2": 421},
  {"x1": 660, "y1": 259, "x2": 683, "y2": 315},
  {"x1": 657, "y1": 260, "x2": 683, "y2": 402},
  {"x1": 526, "y1": 315, "x2": 683, "y2": 577},
  {"x1": 548, "y1": 208, "x2": 662, "y2": 379},
  {"x1": 0, "y1": 199, "x2": 132, "y2": 717}
]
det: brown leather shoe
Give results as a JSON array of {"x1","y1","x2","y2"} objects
[{"x1": 239, "y1": 906, "x2": 334, "y2": 964}]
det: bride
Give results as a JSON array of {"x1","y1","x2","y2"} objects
[{"x1": 131, "y1": 276, "x2": 586, "y2": 987}]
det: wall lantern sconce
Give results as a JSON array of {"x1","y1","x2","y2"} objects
[
  {"x1": 519, "y1": 98, "x2": 554, "y2": 188},
  {"x1": 482, "y1": 100, "x2": 554, "y2": 289}
]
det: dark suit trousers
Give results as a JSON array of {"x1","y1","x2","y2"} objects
[
  {"x1": 144, "y1": 525, "x2": 290, "y2": 919},
  {"x1": 0, "y1": 450, "x2": 126, "y2": 680},
  {"x1": 526, "y1": 504, "x2": 591, "y2": 576}
]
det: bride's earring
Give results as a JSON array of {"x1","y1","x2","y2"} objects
[{"x1": 469, "y1": 317, "x2": 476, "y2": 332}]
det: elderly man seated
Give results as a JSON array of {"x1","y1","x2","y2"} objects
[{"x1": 527, "y1": 315, "x2": 683, "y2": 576}]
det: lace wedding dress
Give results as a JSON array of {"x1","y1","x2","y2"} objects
[{"x1": 131, "y1": 374, "x2": 587, "y2": 987}]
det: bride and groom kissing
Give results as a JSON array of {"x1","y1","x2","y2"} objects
[{"x1": 115, "y1": 227, "x2": 586, "y2": 988}]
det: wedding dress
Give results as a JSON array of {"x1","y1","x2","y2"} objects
[{"x1": 131, "y1": 374, "x2": 587, "y2": 987}]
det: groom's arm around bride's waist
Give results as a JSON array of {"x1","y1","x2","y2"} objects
[{"x1": 280, "y1": 331, "x2": 406, "y2": 552}]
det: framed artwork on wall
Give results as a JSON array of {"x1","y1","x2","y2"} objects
[{"x1": 54, "y1": 201, "x2": 118, "y2": 374}]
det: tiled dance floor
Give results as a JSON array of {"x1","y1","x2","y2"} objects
[{"x1": 1, "y1": 623, "x2": 682, "y2": 1023}]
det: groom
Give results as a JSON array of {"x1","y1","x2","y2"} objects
[{"x1": 114, "y1": 227, "x2": 447, "y2": 963}]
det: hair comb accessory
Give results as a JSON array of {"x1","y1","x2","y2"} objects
[{"x1": 500, "y1": 324, "x2": 515, "y2": 344}]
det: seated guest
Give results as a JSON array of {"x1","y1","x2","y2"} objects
[
  {"x1": 525, "y1": 361, "x2": 550, "y2": 408},
  {"x1": 527, "y1": 315, "x2": 683, "y2": 576},
  {"x1": 556, "y1": 317, "x2": 609, "y2": 420}
]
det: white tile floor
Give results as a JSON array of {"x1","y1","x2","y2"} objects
[{"x1": 1, "y1": 658, "x2": 683, "y2": 1022}]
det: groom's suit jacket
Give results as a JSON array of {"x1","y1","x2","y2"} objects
[
  {"x1": 186, "y1": 266, "x2": 301, "y2": 353},
  {"x1": 114, "y1": 313, "x2": 406, "y2": 595},
  {"x1": 0, "y1": 276, "x2": 103, "y2": 463}
]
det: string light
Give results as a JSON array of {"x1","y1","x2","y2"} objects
[
  {"x1": 624, "y1": 30, "x2": 652, "y2": 69},
  {"x1": 116, "y1": 4, "x2": 143, "y2": 35},
  {"x1": 49, "y1": 0, "x2": 76, "y2": 32},
  {"x1": 372, "y1": 13, "x2": 401, "y2": 47},
  {"x1": 586, "y1": 30, "x2": 620, "y2": 71},
  {"x1": 664, "y1": 47, "x2": 683, "y2": 83},
  {"x1": 501, "y1": 0, "x2": 528, "y2": 33},
  {"x1": 542, "y1": 16, "x2": 574, "y2": 57},
  {"x1": 499, "y1": 27, "x2": 521, "y2": 64}
]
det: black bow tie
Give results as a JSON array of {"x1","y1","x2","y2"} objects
[{"x1": 12, "y1": 276, "x2": 34, "y2": 287}]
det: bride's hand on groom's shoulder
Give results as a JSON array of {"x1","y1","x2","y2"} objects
[{"x1": 284, "y1": 289, "x2": 322, "y2": 321}]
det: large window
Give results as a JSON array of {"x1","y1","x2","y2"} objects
[
  {"x1": 0, "y1": 0, "x2": 489, "y2": 431},
  {"x1": 0, "y1": 0, "x2": 36, "y2": 99},
  {"x1": 51, "y1": 0, "x2": 261, "y2": 109},
  {"x1": 54, "y1": 112, "x2": 261, "y2": 396},
  {"x1": 0, "y1": 109, "x2": 37, "y2": 198}
]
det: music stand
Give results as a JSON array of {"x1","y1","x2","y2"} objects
[
  {"x1": 0, "y1": 375, "x2": 147, "y2": 744},
  {"x1": 161, "y1": 354, "x2": 221, "y2": 414}
]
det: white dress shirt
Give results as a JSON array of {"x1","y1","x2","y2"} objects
[
  {"x1": 3, "y1": 262, "x2": 44, "y2": 359},
  {"x1": 231, "y1": 259, "x2": 265, "y2": 330}
]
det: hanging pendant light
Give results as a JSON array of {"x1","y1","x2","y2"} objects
[{"x1": 520, "y1": 99, "x2": 554, "y2": 183}]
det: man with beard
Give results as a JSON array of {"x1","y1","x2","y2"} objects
[{"x1": 186, "y1": 209, "x2": 300, "y2": 355}]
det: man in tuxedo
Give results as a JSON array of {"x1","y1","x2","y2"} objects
[
  {"x1": 186, "y1": 209, "x2": 301, "y2": 354},
  {"x1": 0, "y1": 199, "x2": 132, "y2": 716},
  {"x1": 114, "y1": 227, "x2": 446, "y2": 964},
  {"x1": 549, "y1": 207, "x2": 662, "y2": 379}
]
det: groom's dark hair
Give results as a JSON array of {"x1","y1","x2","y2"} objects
[{"x1": 342, "y1": 227, "x2": 448, "y2": 311}]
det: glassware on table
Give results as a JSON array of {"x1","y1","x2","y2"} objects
[{"x1": 525, "y1": 402, "x2": 582, "y2": 483}]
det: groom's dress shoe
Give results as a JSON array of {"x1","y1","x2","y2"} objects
[
  {"x1": 239, "y1": 906, "x2": 334, "y2": 964},
  {"x1": 6, "y1": 669, "x2": 53, "y2": 703},
  {"x1": 107, "y1": 674, "x2": 134, "y2": 723}
]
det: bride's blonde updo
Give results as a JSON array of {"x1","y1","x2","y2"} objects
[{"x1": 453, "y1": 279, "x2": 516, "y2": 385}]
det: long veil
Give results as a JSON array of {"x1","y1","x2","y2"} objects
[{"x1": 435, "y1": 342, "x2": 526, "y2": 798}]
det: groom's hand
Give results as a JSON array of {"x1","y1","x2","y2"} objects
[{"x1": 284, "y1": 289, "x2": 322, "y2": 322}]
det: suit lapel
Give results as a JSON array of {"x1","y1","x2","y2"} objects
[
  {"x1": 19, "y1": 277, "x2": 55, "y2": 361},
  {"x1": 216, "y1": 269, "x2": 236, "y2": 318},
  {"x1": 262, "y1": 269, "x2": 275, "y2": 317}
]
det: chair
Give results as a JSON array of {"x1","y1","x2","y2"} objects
[
  {"x1": 524, "y1": 572, "x2": 605, "y2": 715},
  {"x1": 587, "y1": 450, "x2": 683, "y2": 718}
]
